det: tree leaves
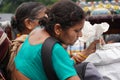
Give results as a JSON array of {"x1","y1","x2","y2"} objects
[{"x1": 0, "y1": 0, "x2": 77, "y2": 13}]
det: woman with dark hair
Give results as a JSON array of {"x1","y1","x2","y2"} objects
[
  {"x1": 14, "y1": 0, "x2": 99, "y2": 80},
  {"x1": 11, "y1": 1, "x2": 46, "y2": 39},
  {"x1": 6, "y1": 2, "x2": 47, "y2": 80}
]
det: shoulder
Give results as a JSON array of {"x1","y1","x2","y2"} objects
[
  {"x1": 29, "y1": 28, "x2": 50, "y2": 45},
  {"x1": 53, "y1": 43, "x2": 67, "y2": 55}
]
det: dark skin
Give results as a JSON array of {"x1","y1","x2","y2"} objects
[
  {"x1": 29, "y1": 23, "x2": 82, "y2": 80},
  {"x1": 71, "y1": 40, "x2": 100, "y2": 63}
]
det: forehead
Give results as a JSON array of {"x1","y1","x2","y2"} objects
[{"x1": 69, "y1": 20, "x2": 85, "y2": 30}]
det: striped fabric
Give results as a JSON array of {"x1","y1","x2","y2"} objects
[
  {"x1": 0, "y1": 71, "x2": 5, "y2": 80},
  {"x1": 0, "y1": 28, "x2": 10, "y2": 63}
]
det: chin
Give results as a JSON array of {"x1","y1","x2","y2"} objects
[
  {"x1": 69, "y1": 42, "x2": 75, "y2": 46},
  {"x1": 65, "y1": 41, "x2": 75, "y2": 46}
]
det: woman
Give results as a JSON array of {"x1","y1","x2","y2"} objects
[
  {"x1": 14, "y1": 0, "x2": 99, "y2": 80},
  {"x1": 11, "y1": 1, "x2": 46, "y2": 40},
  {"x1": 7, "y1": 2, "x2": 47, "y2": 80}
]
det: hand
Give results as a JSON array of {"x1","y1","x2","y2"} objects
[
  {"x1": 85, "y1": 40, "x2": 100, "y2": 55},
  {"x1": 70, "y1": 40, "x2": 100, "y2": 63},
  {"x1": 71, "y1": 52, "x2": 84, "y2": 63},
  {"x1": 99, "y1": 37, "x2": 106, "y2": 45}
]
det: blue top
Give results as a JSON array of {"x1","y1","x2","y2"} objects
[{"x1": 14, "y1": 37, "x2": 77, "y2": 80}]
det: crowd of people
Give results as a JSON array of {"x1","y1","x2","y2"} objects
[{"x1": 0, "y1": 0, "x2": 120, "y2": 80}]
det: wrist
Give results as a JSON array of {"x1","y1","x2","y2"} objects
[
  {"x1": 71, "y1": 52, "x2": 85, "y2": 63},
  {"x1": 81, "y1": 50, "x2": 89, "y2": 56}
]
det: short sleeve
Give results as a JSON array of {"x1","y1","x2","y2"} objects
[{"x1": 52, "y1": 43, "x2": 77, "y2": 80}]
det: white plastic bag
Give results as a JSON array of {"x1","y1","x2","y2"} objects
[{"x1": 79, "y1": 21, "x2": 109, "y2": 42}]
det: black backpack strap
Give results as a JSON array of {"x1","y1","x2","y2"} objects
[
  {"x1": 75, "y1": 62, "x2": 89, "y2": 80},
  {"x1": 41, "y1": 37, "x2": 59, "y2": 80}
]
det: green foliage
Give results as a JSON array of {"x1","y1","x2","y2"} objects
[
  {"x1": 72, "y1": 0, "x2": 78, "y2": 2},
  {"x1": 0, "y1": 0, "x2": 78, "y2": 13},
  {"x1": 0, "y1": 0, "x2": 58, "y2": 13}
]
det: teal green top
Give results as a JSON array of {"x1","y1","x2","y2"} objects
[{"x1": 14, "y1": 37, "x2": 77, "y2": 80}]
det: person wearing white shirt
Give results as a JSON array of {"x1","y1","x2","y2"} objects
[{"x1": 85, "y1": 34, "x2": 120, "y2": 80}]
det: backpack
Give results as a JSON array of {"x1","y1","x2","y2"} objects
[
  {"x1": 41, "y1": 37, "x2": 103, "y2": 80},
  {"x1": 0, "y1": 27, "x2": 11, "y2": 80}
]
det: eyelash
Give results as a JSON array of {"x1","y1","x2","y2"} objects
[
  {"x1": 75, "y1": 30, "x2": 79, "y2": 33},
  {"x1": 75, "y1": 29, "x2": 81, "y2": 33}
]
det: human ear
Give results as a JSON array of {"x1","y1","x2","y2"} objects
[
  {"x1": 24, "y1": 18, "x2": 33, "y2": 30},
  {"x1": 54, "y1": 24, "x2": 62, "y2": 35}
]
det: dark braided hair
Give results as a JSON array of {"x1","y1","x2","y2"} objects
[{"x1": 40, "y1": 0, "x2": 85, "y2": 36}]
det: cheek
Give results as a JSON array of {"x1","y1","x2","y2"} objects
[
  {"x1": 63, "y1": 32, "x2": 77, "y2": 45},
  {"x1": 32, "y1": 20, "x2": 40, "y2": 27},
  {"x1": 34, "y1": 22, "x2": 39, "y2": 27},
  {"x1": 69, "y1": 33, "x2": 77, "y2": 40}
]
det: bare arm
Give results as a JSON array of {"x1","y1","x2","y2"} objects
[
  {"x1": 67, "y1": 75, "x2": 81, "y2": 80},
  {"x1": 71, "y1": 40, "x2": 100, "y2": 63}
]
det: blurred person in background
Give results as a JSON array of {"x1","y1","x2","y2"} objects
[
  {"x1": 6, "y1": 2, "x2": 47, "y2": 80},
  {"x1": 85, "y1": 34, "x2": 120, "y2": 80},
  {"x1": 10, "y1": 1, "x2": 47, "y2": 40}
]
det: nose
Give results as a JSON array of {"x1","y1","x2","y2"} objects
[{"x1": 78, "y1": 31, "x2": 82, "y2": 37}]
